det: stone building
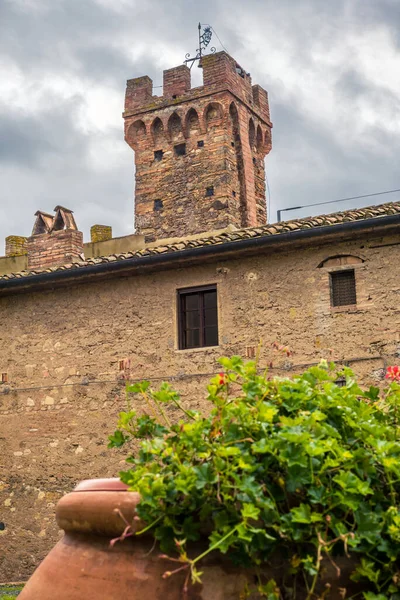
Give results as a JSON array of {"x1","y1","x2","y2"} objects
[{"x1": 0, "y1": 51, "x2": 399, "y2": 581}]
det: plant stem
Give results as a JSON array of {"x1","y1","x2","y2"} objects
[
  {"x1": 141, "y1": 390, "x2": 160, "y2": 422},
  {"x1": 143, "y1": 390, "x2": 171, "y2": 428},
  {"x1": 171, "y1": 396, "x2": 197, "y2": 421},
  {"x1": 136, "y1": 515, "x2": 163, "y2": 536},
  {"x1": 306, "y1": 571, "x2": 318, "y2": 600},
  {"x1": 191, "y1": 525, "x2": 239, "y2": 566}
]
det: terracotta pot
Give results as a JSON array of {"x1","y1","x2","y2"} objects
[
  {"x1": 19, "y1": 478, "x2": 361, "y2": 600},
  {"x1": 18, "y1": 478, "x2": 257, "y2": 600}
]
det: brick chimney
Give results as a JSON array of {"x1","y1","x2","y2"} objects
[{"x1": 27, "y1": 206, "x2": 84, "y2": 270}]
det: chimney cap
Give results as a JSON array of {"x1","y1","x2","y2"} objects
[
  {"x1": 51, "y1": 206, "x2": 78, "y2": 232},
  {"x1": 53, "y1": 205, "x2": 74, "y2": 213},
  {"x1": 34, "y1": 210, "x2": 54, "y2": 219},
  {"x1": 32, "y1": 211, "x2": 54, "y2": 235}
]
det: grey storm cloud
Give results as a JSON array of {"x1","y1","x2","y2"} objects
[{"x1": 0, "y1": 0, "x2": 399, "y2": 244}]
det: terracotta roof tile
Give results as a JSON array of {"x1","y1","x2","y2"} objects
[{"x1": 1, "y1": 201, "x2": 399, "y2": 283}]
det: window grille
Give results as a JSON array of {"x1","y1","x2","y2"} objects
[
  {"x1": 178, "y1": 286, "x2": 218, "y2": 350},
  {"x1": 330, "y1": 270, "x2": 356, "y2": 307}
]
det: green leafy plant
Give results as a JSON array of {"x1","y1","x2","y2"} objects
[
  {"x1": 109, "y1": 358, "x2": 400, "y2": 599},
  {"x1": 0, "y1": 584, "x2": 23, "y2": 600}
]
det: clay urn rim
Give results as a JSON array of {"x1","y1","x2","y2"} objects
[
  {"x1": 73, "y1": 478, "x2": 129, "y2": 492},
  {"x1": 56, "y1": 478, "x2": 141, "y2": 537}
]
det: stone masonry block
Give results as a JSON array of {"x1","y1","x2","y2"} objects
[
  {"x1": 5, "y1": 235, "x2": 28, "y2": 257},
  {"x1": 90, "y1": 225, "x2": 112, "y2": 243}
]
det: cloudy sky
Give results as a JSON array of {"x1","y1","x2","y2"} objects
[{"x1": 1, "y1": 0, "x2": 399, "y2": 245}]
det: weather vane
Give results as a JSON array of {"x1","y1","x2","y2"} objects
[{"x1": 184, "y1": 23, "x2": 216, "y2": 69}]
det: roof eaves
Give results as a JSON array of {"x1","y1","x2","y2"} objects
[{"x1": 0, "y1": 210, "x2": 399, "y2": 295}]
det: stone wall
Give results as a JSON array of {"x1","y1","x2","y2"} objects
[{"x1": 0, "y1": 232, "x2": 399, "y2": 580}]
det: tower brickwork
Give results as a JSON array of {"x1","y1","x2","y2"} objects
[{"x1": 124, "y1": 52, "x2": 272, "y2": 242}]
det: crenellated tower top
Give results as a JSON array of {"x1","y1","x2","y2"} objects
[{"x1": 124, "y1": 51, "x2": 272, "y2": 242}]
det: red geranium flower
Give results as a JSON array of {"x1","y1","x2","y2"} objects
[
  {"x1": 385, "y1": 366, "x2": 400, "y2": 381},
  {"x1": 218, "y1": 373, "x2": 227, "y2": 386}
]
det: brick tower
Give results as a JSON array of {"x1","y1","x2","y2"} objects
[{"x1": 124, "y1": 51, "x2": 272, "y2": 242}]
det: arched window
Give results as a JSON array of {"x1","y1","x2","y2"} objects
[
  {"x1": 151, "y1": 117, "x2": 164, "y2": 143},
  {"x1": 248, "y1": 118, "x2": 255, "y2": 149},
  {"x1": 185, "y1": 108, "x2": 200, "y2": 136},
  {"x1": 168, "y1": 112, "x2": 183, "y2": 141},
  {"x1": 126, "y1": 119, "x2": 146, "y2": 147},
  {"x1": 205, "y1": 102, "x2": 223, "y2": 129}
]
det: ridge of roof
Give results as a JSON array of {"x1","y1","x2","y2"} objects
[{"x1": 1, "y1": 200, "x2": 399, "y2": 282}]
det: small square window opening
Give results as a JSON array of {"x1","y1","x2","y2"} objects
[
  {"x1": 197, "y1": 140, "x2": 204, "y2": 148},
  {"x1": 330, "y1": 270, "x2": 356, "y2": 307},
  {"x1": 154, "y1": 199, "x2": 163, "y2": 211},
  {"x1": 178, "y1": 286, "x2": 218, "y2": 350},
  {"x1": 154, "y1": 150, "x2": 163, "y2": 161},
  {"x1": 174, "y1": 143, "x2": 186, "y2": 157},
  {"x1": 205, "y1": 186, "x2": 214, "y2": 197}
]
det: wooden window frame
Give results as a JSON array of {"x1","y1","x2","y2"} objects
[
  {"x1": 330, "y1": 269, "x2": 357, "y2": 308},
  {"x1": 178, "y1": 285, "x2": 218, "y2": 350}
]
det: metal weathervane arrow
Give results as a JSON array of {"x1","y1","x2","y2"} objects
[{"x1": 184, "y1": 23, "x2": 216, "y2": 69}]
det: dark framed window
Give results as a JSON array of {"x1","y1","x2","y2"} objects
[
  {"x1": 178, "y1": 285, "x2": 218, "y2": 349},
  {"x1": 197, "y1": 140, "x2": 204, "y2": 148},
  {"x1": 205, "y1": 186, "x2": 214, "y2": 197},
  {"x1": 154, "y1": 199, "x2": 163, "y2": 211},
  {"x1": 330, "y1": 270, "x2": 356, "y2": 307},
  {"x1": 174, "y1": 143, "x2": 186, "y2": 157},
  {"x1": 154, "y1": 150, "x2": 163, "y2": 161}
]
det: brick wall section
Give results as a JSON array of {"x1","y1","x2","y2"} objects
[
  {"x1": 163, "y1": 65, "x2": 191, "y2": 98},
  {"x1": 27, "y1": 230, "x2": 84, "y2": 269},
  {"x1": 0, "y1": 232, "x2": 399, "y2": 580},
  {"x1": 5, "y1": 235, "x2": 28, "y2": 257},
  {"x1": 90, "y1": 225, "x2": 112, "y2": 243},
  {"x1": 124, "y1": 51, "x2": 272, "y2": 241},
  {"x1": 124, "y1": 76, "x2": 153, "y2": 111}
]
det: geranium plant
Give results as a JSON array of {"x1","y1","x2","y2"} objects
[{"x1": 109, "y1": 359, "x2": 400, "y2": 599}]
